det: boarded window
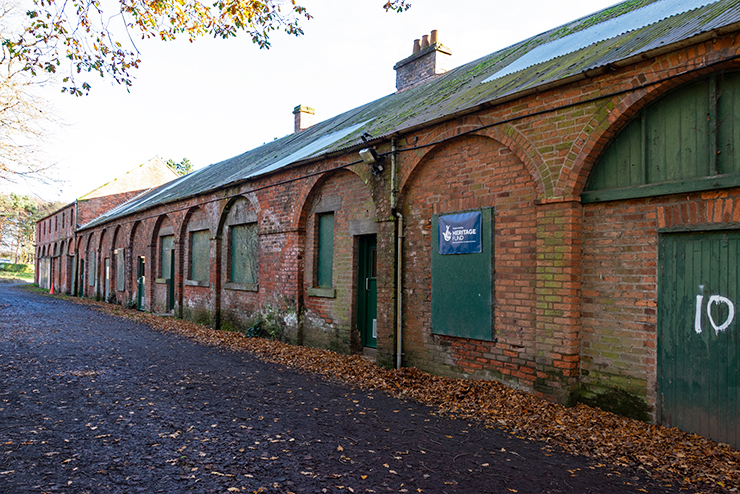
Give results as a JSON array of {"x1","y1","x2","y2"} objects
[
  {"x1": 230, "y1": 223, "x2": 258, "y2": 284},
  {"x1": 189, "y1": 230, "x2": 210, "y2": 282},
  {"x1": 431, "y1": 208, "x2": 494, "y2": 341},
  {"x1": 316, "y1": 213, "x2": 334, "y2": 288},
  {"x1": 160, "y1": 235, "x2": 174, "y2": 279},
  {"x1": 116, "y1": 249, "x2": 125, "y2": 292},
  {"x1": 584, "y1": 72, "x2": 740, "y2": 202},
  {"x1": 88, "y1": 251, "x2": 96, "y2": 286}
]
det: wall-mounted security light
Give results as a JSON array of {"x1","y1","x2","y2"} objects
[{"x1": 359, "y1": 148, "x2": 384, "y2": 175}]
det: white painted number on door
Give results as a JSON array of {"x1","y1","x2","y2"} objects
[{"x1": 695, "y1": 288, "x2": 735, "y2": 335}]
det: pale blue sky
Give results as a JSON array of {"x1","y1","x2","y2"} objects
[{"x1": 27, "y1": 0, "x2": 619, "y2": 202}]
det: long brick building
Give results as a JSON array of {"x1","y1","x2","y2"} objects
[
  {"x1": 35, "y1": 157, "x2": 178, "y2": 293},
  {"x1": 43, "y1": 0, "x2": 740, "y2": 448}
]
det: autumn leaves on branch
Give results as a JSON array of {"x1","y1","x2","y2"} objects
[{"x1": 1, "y1": 0, "x2": 411, "y2": 96}]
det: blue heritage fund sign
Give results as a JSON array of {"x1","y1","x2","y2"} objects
[{"x1": 438, "y1": 211, "x2": 482, "y2": 255}]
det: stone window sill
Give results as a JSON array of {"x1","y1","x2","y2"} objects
[
  {"x1": 307, "y1": 287, "x2": 336, "y2": 298},
  {"x1": 224, "y1": 282, "x2": 258, "y2": 292},
  {"x1": 184, "y1": 280, "x2": 210, "y2": 287}
]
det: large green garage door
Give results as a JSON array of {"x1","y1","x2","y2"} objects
[{"x1": 659, "y1": 230, "x2": 739, "y2": 448}]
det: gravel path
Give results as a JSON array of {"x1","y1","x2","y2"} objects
[{"x1": 0, "y1": 283, "x2": 680, "y2": 493}]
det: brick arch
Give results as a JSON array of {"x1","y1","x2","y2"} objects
[
  {"x1": 217, "y1": 193, "x2": 260, "y2": 235},
  {"x1": 76, "y1": 234, "x2": 86, "y2": 258},
  {"x1": 398, "y1": 125, "x2": 547, "y2": 201},
  {"x1": 128, "y1": 220, "x2": 147, "y2": 249},
  {"x1": 292, "y1": 165, "x2": 369, "y2": 232},
  {"x1": 151, "y1": 213, "x2": 176, "y2": 244},
  {"x1": 396, "y1": 122, "x2": 484, "y2": 196},
  {"x1": 112, "y1": 225, "x2": 126, "y2": 250},
  {"x1": 563, "y1": 67, "x2": 739, "y2": 198},
  {"x1": 179, "y1": 205, "x2": 209, "y2": 239},
  {"x1": 98, "y1": 229, "x2": 108, "y2": 255}
]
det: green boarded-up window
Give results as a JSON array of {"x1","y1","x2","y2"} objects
[
  {"x1": 431, "y1": 208, "x2": 494, "y2": 341},
  {"x1": 189, "y1": 230, "x2": 210, "y2": 282},
  {"x1": 317, "y1": 213, "x2": 334, "y2": 288},
  {"x1": 230, "y1": 223, "x2": 258, "y2": 284},
  {"x1": 160, "y1": 235, "x2": 174, "y2": 279},
  {"x1": 116, "y1": 248, "x2": 125, "y2": 292},
  {"x1": 89, "y1": 251, "x2": 96, "y2": 286},
  {"x1": 584, "y1": 72, "x2": 740, "y2": 202}
]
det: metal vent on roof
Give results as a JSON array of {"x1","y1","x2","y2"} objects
[{"x1": 482, "y1": 0, "x2": 721, "y2": 83}]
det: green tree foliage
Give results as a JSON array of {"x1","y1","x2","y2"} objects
[
  {"x1": 166, "y1": 157, "x2": 194, "y2": 176},
  {"x1": 0, "y1": 193, "x2": 46, "y2": 264},
  {"x1": 1, "y1": 0, "x2": 411, "y2": 96}
]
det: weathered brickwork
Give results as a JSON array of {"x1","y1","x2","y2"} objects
[
  {"x1": 51, "y1": 31, "x2": 740, "y2": 423},
  {"x1": 399, "y1": 134, "x2": 539, "y2": 385},
  {"x1": 582, "y1": 190, "x2": 740, "y2": 407},
  {"x1": 302, "y1": 169, "x2": 377, "y2": 353},
  {"x1": 35, "y1": 158, "x2": 178, "y2": 294}
]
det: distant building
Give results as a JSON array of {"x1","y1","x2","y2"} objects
[
  {"x1": 64, "y1": 0, "x2": 740, "y2": 448},
  {"x1": 35, "y1": 157, "x2": 178, "y2": 293}
]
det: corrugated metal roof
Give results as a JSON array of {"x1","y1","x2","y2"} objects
[
  {"x1": 482, "y1": 0, "x2": 721, "y2": 81},
  {"x1": 81, "y1": 0, "x2": 740, "y2": 230}
]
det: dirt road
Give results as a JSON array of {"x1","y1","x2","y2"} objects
[{"x1": 0, "y1": 283, "x2": 678, "y2": 493}]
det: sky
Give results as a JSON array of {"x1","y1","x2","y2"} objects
[{"x1": 18, "y1": 0, "x2": 620, "y2": 202}]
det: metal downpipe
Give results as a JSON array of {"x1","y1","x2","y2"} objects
[{"x1": 390, "y1": 138, "x2": 404, "y2": 369}]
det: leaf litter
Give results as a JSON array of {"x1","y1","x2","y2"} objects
[{"x1": 66, "y1": 296, "x2": 739, "y2": 493}]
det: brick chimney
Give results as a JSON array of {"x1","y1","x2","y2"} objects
[
  {"x1": 293, "y1": 105, "x2": 315, "y2": 133},
  {"x1": 393, "y1": 30, "x2": 452, "y2": 92}
]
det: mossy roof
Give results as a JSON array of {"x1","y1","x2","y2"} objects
[{"x1": 82, "y1": 0, "x2": 740, "y2": 229}]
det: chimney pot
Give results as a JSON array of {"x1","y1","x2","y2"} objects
[
  {"x1": 293, "y1": 104, "x2": 315, "y2": 133},
  {"x1": 393, "y1": 29, "x2": 452, "y2": 92}
]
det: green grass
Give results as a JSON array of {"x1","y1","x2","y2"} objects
[{"x1": 0, "y1": 271, "x2": 34, "y2": 282}]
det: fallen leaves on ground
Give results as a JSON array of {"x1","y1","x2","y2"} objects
[{"x1": 64, "y1": 296, "x2": 739, "y2": 493}]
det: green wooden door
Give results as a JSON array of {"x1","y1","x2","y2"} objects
[
  {"x1": 659, "y1": 231, "x2": 739, "y2": 448},
  {"x1": 137, "y1": 256, "x2": 145, "y2": 311},
  {"x1": 357, "y1": 235, "x2": 377, "y2": 348}
]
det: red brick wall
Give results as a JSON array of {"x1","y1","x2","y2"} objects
[
  {"x1": 67, "y1": 33, "x2": 740, "y2": 416},
  {"x1": 35, "y1": 204, "x2": 76, "y2": 290},
  {"x1": 301, "y1": 169, "x2": 377, "y2": 353},
  {"x1": 582, "y1": 190, "x2": 740, "y2": 407},
  {"x1": 400, "y1": 135, "x2": 539, "y2": 385}
]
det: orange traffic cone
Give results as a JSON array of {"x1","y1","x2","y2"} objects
[{"x1": 50, "y1": 282, "x2": 55, "y2": 295}]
